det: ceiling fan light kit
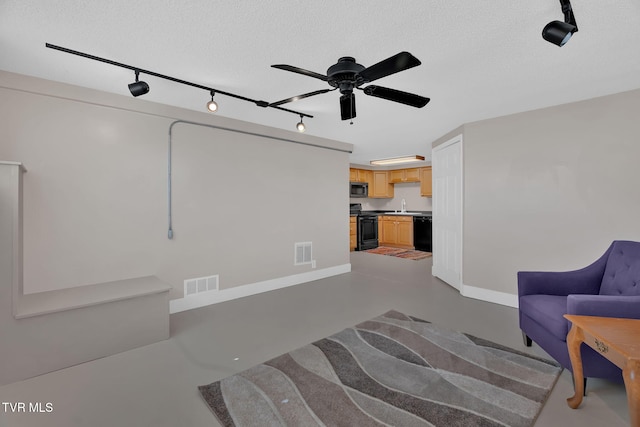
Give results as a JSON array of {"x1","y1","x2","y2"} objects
[
  {"x1": 370, "y1": 155, "x2": 425, "y2": 166},
  {"x1": 542, "y1": 0, "x2": 578, "y2": 46}
]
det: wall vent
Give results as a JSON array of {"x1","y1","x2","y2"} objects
[
  {"x1": 184, "y1": 274, "x2": 219, "y2": 297},
  {"x1": 294, "y1": 242, "x2": 313, "y2": 266}
]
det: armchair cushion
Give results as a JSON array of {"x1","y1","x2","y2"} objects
[{"x1": 519, "y1": 295, "x2": 569, "y2": 341}]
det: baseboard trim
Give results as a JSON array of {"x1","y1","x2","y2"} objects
[
  {"x1": 460, "y1": 283, "x2": 518, "y2": 308},
  {"x1": 169, "y1": 264, "x2": 352, "y2": 314}
]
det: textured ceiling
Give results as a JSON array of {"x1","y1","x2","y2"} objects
[{"x1": 1, "y1": 1, "x2": 639, "y2": 164}]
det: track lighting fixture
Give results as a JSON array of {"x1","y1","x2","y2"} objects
[
  {"x1": 296, "y1": 115, "x2": 306, "y2": 132},
  {"x1": 45, "y1": 43, "x2": 312, "y2": 121},
  {"x1": 542, "y1": 0, "x2": 578, "y2": 47},
  {"x1": 206, "y1": 90, "x2": 218, "y2": 112},
  {"x1": 128, "y1": 70, "x2": 150, "y2": 97}
]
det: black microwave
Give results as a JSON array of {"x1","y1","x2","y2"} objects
[{"x1": 350, "y1": 182, "x2": 368, "y2": 198}]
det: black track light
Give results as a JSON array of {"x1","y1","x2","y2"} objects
[
  {"x1": 46, "y1": 43, "x2": 313, "y2": 121},
  {"x1": 206, "y1": 90, "x2": 218, "y2": 112},
  {"x1": 296, "y1": 115, "x2": 305, "y2": 132},
  {"x1": 128, "y1": 70, "x2": 150, "y2": 97},
  {"x1": 542, "y1": 0, "x2": 578, "y2": 47}
]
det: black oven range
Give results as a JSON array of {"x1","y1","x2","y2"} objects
[{"x1": 349, "y1": 203, "x2": 379, "y2": 251}]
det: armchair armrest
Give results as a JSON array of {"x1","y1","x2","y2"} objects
[
  {"x1": 518, "y1": 268, "x2": 603, "y2": 297},
  {"x1": 567, "y1": 294, "x2": 640, "y2": 319}
]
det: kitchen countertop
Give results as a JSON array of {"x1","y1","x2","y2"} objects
[{"x1": 352, "y1": 210, "x2": 432, "y2": 217}]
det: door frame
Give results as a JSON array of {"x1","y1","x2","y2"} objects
[{"x1": 431, "y1": 134, "x2": 463, "y2": 290}]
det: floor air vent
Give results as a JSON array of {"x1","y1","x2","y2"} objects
[
  {"x1": 294, "y1": 242, "x2": 313, "y2": 266},
  {"x1": 184, "y1": 274, "x2": 219, "y2": 297}
]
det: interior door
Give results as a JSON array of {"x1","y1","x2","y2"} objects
[{"x1": 432, "y1": 135, "x2": 463, "y2": 290}]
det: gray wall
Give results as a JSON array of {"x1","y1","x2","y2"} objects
[
  {"x1": 460, "y1": 88, "x2": 640, "y2": 296},
  {"x1": 0, "y1": 70, "x2": 352, "y2": 299}
]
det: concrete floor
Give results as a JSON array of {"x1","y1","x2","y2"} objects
[{"x1": 0, "y1": 252, "x2": 630, "y2": 426}]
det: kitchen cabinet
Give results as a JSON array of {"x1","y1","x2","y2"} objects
[
  {"x1": 420, "y1": 166, "x2": 432, "y2": 197},
  {"x1": 370, "y1": 171, "x2": 394, "y2": 198},
  {"x1": 389, "y1": 168, "x2": 420, "y2": 183},
  {"x1": 349, "y1": 216, "x2": 357, "y2": 251},
  {"x1": 349, "y1": 168, "x2": 372, "y2": 184},
  {"x1": 379, "y1": 215, "x2": 413, "y2": 248}
]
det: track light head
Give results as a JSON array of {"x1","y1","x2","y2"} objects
[
  {"x1": 128, "y1": 70, "x2": 149, "y2": 97},
  {"x1": 542, "y1": 20, "x2": 577, "y2": 46},
  {"x1": 296, "y1": 115, "x2": 306, "y2": 132},
  {"x1": 206, "y1": 90, "x2": 218, "y2": 112},
  {"x1": 543, "y1": 0, "x2": 578, "y2": 47}
]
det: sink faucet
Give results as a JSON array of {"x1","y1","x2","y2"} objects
[{"x1": 401, "y1": 198, "x2": 406, "y2": 212}]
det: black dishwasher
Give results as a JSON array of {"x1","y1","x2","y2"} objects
[{"x1": 413, "y1": 215, "x2": 432, "y2": 252}]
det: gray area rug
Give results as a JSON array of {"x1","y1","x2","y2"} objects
[{"x1": 199, "y1": 310, "x2": 561, "y2": 426}]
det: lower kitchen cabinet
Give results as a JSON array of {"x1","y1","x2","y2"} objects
[
  {"x1": 349, "y1": 216, "x2": 357, "y2": 251},
  {"x1": 379, "y1": 216, "x2": 413, "y2": 249}
]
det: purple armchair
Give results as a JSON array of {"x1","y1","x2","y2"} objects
[{"x1": 518, "y1": 240, "x2": 640, "y2": 387}]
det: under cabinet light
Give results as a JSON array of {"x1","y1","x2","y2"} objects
[{"x1": 370, "y1": 155, "x2": 425, "y2": 166}]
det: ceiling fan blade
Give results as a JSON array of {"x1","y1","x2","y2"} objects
[
  {"x1": 271, "y1": 64, "x2": 328, "y2": 81},
  {"x1": 359, "y1": 52, "x2": 421, "y2": 83},
  {"x1": 362, "y1": 85, "x2": 430, "y2": 108},
  {"x1": 269, "y1": 88, "x2": 334, "y2": 107},
  {"x1": 340, "y1": 93, "x2": 356, "y2": 121}
]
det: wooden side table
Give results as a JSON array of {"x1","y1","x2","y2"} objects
[{"x1": 564, "y1": 314, "x2": 640, "y2": 427}]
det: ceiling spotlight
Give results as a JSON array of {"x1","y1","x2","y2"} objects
[
  {"x1": 206, "y1": 90, "x2": 218, "y2": 112},
  {"x1": 296, "y1": 115, "x2": 306, "y2": 132},
  {"x1": 542, "y1": 0, "x2": 578, "y2": 47},
  {"x1": 128, "y1": 70, "x2": 149, "y2": 97}
]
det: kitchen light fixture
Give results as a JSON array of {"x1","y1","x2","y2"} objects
[
  {"x1": 206, "y1": 90, "x2": 218, "y2": 112},
  {"x1": 128, "y1": 70, "x2": 150, "y2": 97},
  {"x1": 45, "y1": 43, "x2": 312, "y2": 120},
  {"x1": 296, "y1": 115, "x2": 305, "y2": 132},
  {"x1": 542, "y1": 0, "x2": 578, "y2": 47},
  {"x1": 370, "y1": 155, "x2": 425, "y2": 166}
]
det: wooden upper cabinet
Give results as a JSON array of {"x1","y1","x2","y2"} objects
[
  {"x1": 389, "y1": 168, "x2": 420, "y2": 183},
  {"x1": 420, "y1": 167, "x2": 432, "y2": 197},
  {"x1": 370, "y1": 171, "x2": 394, "y2": 198},
  {"x1": 349, "y1": 168, "x2": 372, "y2": 184}
]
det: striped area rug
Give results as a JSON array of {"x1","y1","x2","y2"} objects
[
  {"x1": 199, "y1": 310, "x2": 561, "y2": 427},
  {"x1": 364, "y1": 246, "x2": 432, "y2": 260}
]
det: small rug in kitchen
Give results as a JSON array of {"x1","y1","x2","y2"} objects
[
  {"x1": 199, "y1": 310, "x2": 561, "y2": 427},
  {"x1": 364, "y1": 245, "x2": 432, "y2": 260}
]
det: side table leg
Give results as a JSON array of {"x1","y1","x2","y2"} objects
[
  {"x1": 566, "y1": 324, "x2": 585, "y2": 409},
  {"x1": 622, "y1": 359, "x2": 640, "y2": 427}
]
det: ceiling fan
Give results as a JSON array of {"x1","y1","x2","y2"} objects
[{"x1": 270, "y1": 52, "x2": 430, "y2": 121}]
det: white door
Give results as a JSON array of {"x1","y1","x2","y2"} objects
[{"x1": 432, "y1": 135, "x2": 463, "y2": 290}]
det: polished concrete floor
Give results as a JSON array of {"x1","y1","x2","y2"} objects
[{"x1": 0, "y1": 252, "x2": 630, "y2": 426}]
